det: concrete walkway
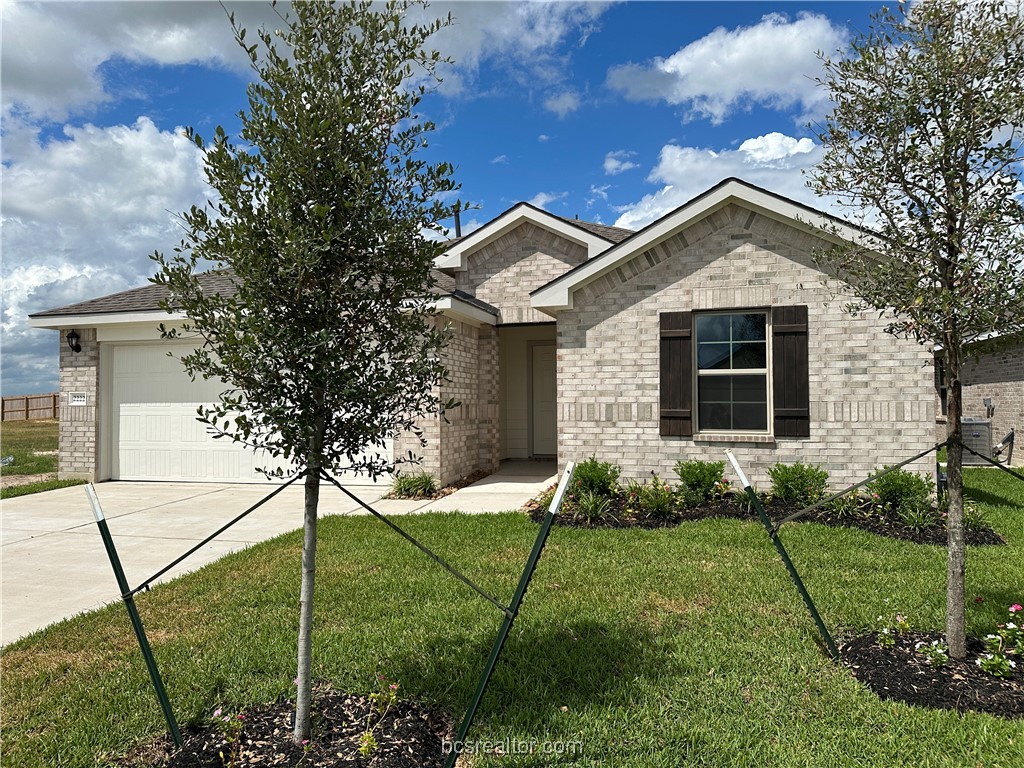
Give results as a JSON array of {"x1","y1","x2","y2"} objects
[{"x1": 0, "y1": 461, "x2": 555, "y2": 645}]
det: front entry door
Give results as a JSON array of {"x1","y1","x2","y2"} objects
[{"x1": 531, "y1": 344, "x2": 557, "y2": 456}]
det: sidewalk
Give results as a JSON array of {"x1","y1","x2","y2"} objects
[{"x1": 0, "y1": 461, "x2": 555, "y2": 645}]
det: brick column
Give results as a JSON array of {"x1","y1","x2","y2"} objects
[{"x1": 58, "y1": 328, "x2": 100, "y2": 480}]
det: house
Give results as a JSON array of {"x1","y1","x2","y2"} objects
[
  {"x1": 29, "y1": 178, "x2": 936, "y2": 488},
  {"x1": 935, "y1": 333, "x2": 1022, "y2": 466}
]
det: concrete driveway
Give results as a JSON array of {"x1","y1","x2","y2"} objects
[{"x1": 1, "y1": 461, "x2": 555, "y2": 645}]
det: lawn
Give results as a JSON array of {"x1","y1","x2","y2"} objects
[
  {"x1": 1, "y1": 468, "x2": 1021, "y2": 767},
  {"x1": 0, "y1": 418, "x2": 58, "y2": 475}
]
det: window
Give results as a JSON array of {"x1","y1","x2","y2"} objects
[
  {"x1": 695, "y1": 312, "x2": 768, "y2": 431},
  {"x1": 660, "y1": 306, "x2": 809, "y2": 438}
]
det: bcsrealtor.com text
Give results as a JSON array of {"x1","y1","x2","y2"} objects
[{"x1": 443, "y1": 738, "x2": 584, "y2": 756}]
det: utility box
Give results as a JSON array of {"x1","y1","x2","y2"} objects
[{"x1": 961, "y1": 417, "x2": 992, "y2": 465}]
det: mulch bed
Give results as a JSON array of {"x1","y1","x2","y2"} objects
[
  {"x1": 841, "y1": 631, "x2": 1023, "y2": 719},
  {"x1": 114, "y1": 687, "x2": 450, "y2": 768},
  {"x1": 525, "y1": 495, "x2": 1005, "y2": 546}
]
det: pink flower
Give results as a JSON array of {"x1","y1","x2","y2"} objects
[
  {"x1": 974, "y1": 596, "x2": 985, "y2": 603},
  {"x1": 1010, "y1": 604, "x2": 1022, "y2": 614},
  {"x1": 213, "y1": 708, "x2": 222, "y2": 718},
  {"x1": 389, "y1": 683, "x2": 398, "y2": 690},
  {"x1": 302, "y1": 739, "x2": 310, "y2": 746}
]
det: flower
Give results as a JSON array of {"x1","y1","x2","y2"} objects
[
  {"x1": 302, "y1": 739, "x2": 310, "y2": 746},
  {"x1": 974, "y1": 596, "x2": 985, "y2": 603},
  {"x1": 213, "y1": 708, "x2": 222, "y2": 718},
  {"x1": 1010, "y1": 604, "x2": 1022, "y2": 614}
]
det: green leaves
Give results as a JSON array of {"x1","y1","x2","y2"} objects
[{"x1": 150, "y1": 0, "x2": 461, "y2": 478}]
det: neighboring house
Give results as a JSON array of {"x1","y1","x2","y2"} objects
[
  {"x1": 29, "y1": 178, "x2": 936, "y2": 488},
  {"x1": 935, "y1": 334, "x2": 1023, "y2": 466}
]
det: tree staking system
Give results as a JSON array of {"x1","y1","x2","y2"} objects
[{"x1": 86, "y1": 461, "x2": 576, "y2": 762}]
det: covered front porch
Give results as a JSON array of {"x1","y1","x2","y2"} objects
[{"x1": 497, "y1": 323, "x2": 557, "y2": 461}]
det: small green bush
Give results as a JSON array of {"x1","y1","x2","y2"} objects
[
  {"x1": 896, "y1": 499, "x2": 941, "y2": 531},
  {"x1": 390, "y1": 471, "x2": 438, "y2": 499},
  {"x1": 638, "y1": 475, "x2": 675, "y2": 519},
  {"x1": 867, "y1": 467, "x2": 933, "y2": 512},
  {"x1": 575, "y1": 489, "x2": 613, "y2": 523},
  {"x1": 673, "y1": 460, "x2": 725, "y2": 508},
  {"x1": 768, "y1": 462, "x2": 829, "y2": 506},
  {"x1": 571, "y1": 456, "x2": 620, "y2": 498}
]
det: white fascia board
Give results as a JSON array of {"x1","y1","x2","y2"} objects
[
  {"x1": 435, "y1": 204, "x2": 612, "y2": 271},
  {"x1": 435, "y1": 296, "x2": 497, "y2": 326},
  {"x1": 531, "y1": 180, "x2": 882, "y2": 312},
  {"x1": 27, "y1": 310, "x2": 186, "y2": 330}
]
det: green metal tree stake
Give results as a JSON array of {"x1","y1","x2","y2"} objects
[
  {"x1": 724, "y1": 451, "x2": 840, "y2": 660},
  {"x1": 86, "y1": 484, "x2": 183, "y2": 748},
  {"x1": 443, "y1": 461, "x2": 576, "y2": 768}
]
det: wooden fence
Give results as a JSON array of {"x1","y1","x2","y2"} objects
[{"x1": 1, "y1": 393, "x2": 60, "y2": 422}]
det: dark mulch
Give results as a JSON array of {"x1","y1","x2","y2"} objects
[
  {"x1": 114, "y1": 688, "x2": 450, "y2": 768},
  {"x1": 526, "y1": 495, "x2": 1005, "y2": 546},
  {"x1": 841, "y1": 631, "x2": 1023, "y2": 719}
]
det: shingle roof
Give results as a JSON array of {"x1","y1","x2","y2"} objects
[
  {"x1": 29, "y1": 268, "x2": 498, "y2": 318},
  {"x1": 29, "y1": 271, "x2": 239, "y2": 318},
  {"x1": 555, "y1": 217, "x2": 634, "y2": 243}
]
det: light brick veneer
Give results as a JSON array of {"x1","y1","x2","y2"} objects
[
  {"x1": 935, "y1": 338, "x2": 1023, "y2": 466},
  {"x1": 58, "y1": 328, "x2": 100, "y2": 480},
  {"x1": 455, "y1": 222, "x2": 588, "y2": 324},
  {"x1": 394, "y1": 318, "x2": 501, "y2": 485},
  {"x1": 556, "y1": 204, "x2": 936, "y2": 489}
]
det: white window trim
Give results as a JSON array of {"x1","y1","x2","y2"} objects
[{"x1": 693, "y1": 309, "x2": 774, "y2": 437}]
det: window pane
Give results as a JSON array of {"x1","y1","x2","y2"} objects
[
  {"x1": 698, "y1": 342, "x2": 731, "y2": 370},
  {"x1": 732, "y1": 314, "x2": 766, "y2": 341},
  {"x1": 697, "y1": 374, "x2": 767, "y2": 431},
  {"x1": 734, "y1": 403, "x2": 768, "y2": 431},
  {"x1": 696, "y1": 314, "x2": 730, "y2": 341},
  {"x1": 731, "y1": 341, "x2": 767, "y2": 369},
  {"x1": 698, "y1": 401, "x2": 731, "y2": 431}
]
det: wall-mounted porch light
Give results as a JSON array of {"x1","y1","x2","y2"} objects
[{"x1": 66, "y1": 329, "x2": 82, "y2": 353}]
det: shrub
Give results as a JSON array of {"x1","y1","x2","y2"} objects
[
  {"x1": 571, "y1": 456, "x2": 620, "y2": 498},
  {"x1": 867, "y1": 467, "x2": 933, "y2": 513},
  {"x1": 895, "y1": 499, "x2": 941, "y2": 532},
  {"x1": 767, "y1": 462, "x2": 830, "y2": 506},
  {"x1": 673, "y1": 460, "x2": 724, "y2": 508},
  {"x1": 532, "y1": 484, "x2": 557, "y2": 512},
  {"x1": 575, "y1": 489, "x2": 613, "y2": 524},
  {"x1": 638, "y1": 475, "x2": 675, "y2": 519},
  {"x1": 390, "y1": 471, "x2": 437, "y2": 499}
]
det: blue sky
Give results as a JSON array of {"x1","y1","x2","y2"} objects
[{"x1": 1, "y1": 0, "x2": 886, "y2": 395}]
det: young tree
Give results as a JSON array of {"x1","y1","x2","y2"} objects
[
  {"x1": 810, "y1": 0, "x2": 1024, "y2": 658},
  {"x1": 151, "y1": 0, "x2": 457, "y2": 741}
]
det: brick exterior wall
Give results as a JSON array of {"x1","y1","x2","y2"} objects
[
  {"x1": 58, "y1": 328, "x2": 100, "y2": 480},
  {"x1": 555, "y1": 203, "x2": 936, "y2": 489},
  {"x1": 455, "y1": 222, "x2": 588, "y2": 324},
  {"x1": 935, "y1": 338, "x2": 1023, "y2": 466},
  {"x1": 394, "y1": 317, "x2": 501, "y2": 486}
]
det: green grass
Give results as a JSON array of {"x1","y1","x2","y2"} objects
[
  {"x1": 2, "y1": 469, "x2": 1021, "y2": 767},
  {"x1": 0, "y1": 478, "x2": 87, "y2": 499},
  {"x1": 0, "y1": 418, "x2": 58, "y2": 476}
]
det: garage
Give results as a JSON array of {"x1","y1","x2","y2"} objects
[{"x1": 108, "y1": 343, "x2": 390, "y2": 484}]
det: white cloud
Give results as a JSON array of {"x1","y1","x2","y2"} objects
[
  {"x1": 604, "y1": 150, "x2": 639, "y2": 175},
  {"x1": 0, "y1": 2, "x2": 267, "y2": 121},
  {"x1": 490, "y1": 154, "x2": 509, "y2": 164},
  {"x1": 612, "y1": 132, "x2": 830, "y2": 230},
  {"x1": 538, "y1": 134, "x2": 552, "y2": 142},
  {"x1": 1, "y1": 117, "x2": 212, "y2": 393},
  {"x1": 544, "y1": 90, "x2": 581, "y2": 118},
  {"x1": 606, "y1": 12, "x2": 846, "y2": 124},
  {"x1": 738, "y1": 132, "x2": 816, "y2": 165},
  {"x1": 590, "y1": 184, "x2": 611, "y2": 201},
  {"x1": 528, "y1": 191, "x2": 568, "y2": 210},
  {"x1": 424, "y1": 1, "x2": 613, "y2": 95}
]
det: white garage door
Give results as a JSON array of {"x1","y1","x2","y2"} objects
[{"x1": 110, "y1": 344, "x2": 390, "y2": 484}]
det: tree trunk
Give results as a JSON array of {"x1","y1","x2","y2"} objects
[
  {"x1": 294, "y1": 426, "x2": 324, "y2": 743},
  {"x1": 944, "y1": 345, "x2": 966, "y2": 659}
]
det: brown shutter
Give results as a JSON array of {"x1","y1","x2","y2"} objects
[
  {"x1": 772, "y1": 305, "x2": 810, "y2": 437},
  {"x1": 660, "y1": 311, "x2": 692, "y2": 436}
]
